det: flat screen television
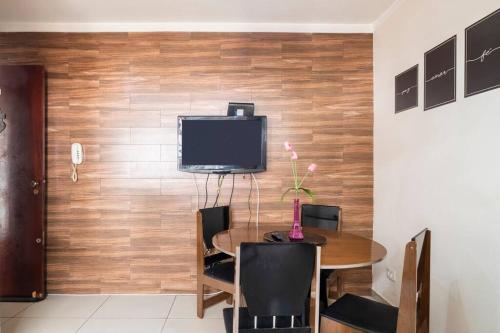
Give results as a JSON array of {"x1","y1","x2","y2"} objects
[{"x1": 177, "y1": 116, "x2": 267, "y2": 174}]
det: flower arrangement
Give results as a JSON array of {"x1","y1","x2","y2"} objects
[
  {"x1": 281, "y1": 141, "x2": 317, "y2": 201},
  {"x1": 280, "y1": 141, "x2": 317, "y2": 240}
]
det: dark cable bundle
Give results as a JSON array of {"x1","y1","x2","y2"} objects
[{"x1": 229, "y1": 174, "x2": 235, "y2": 206}]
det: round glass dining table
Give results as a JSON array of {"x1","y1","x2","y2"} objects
[{"x1": 212, "y1": 224, "x2": 387, "y2": 269}]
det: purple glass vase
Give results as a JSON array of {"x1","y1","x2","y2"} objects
[{"x1": 288, "y1": 198, "x2": 304, "y2": 240}]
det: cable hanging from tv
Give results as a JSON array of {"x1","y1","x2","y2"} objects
[
  {"x1": 213, "y1": 174, "x2": 225, "y2": 207},
  {"x1": 194, "y1": 172, "x2": 260, "y2": 227}
]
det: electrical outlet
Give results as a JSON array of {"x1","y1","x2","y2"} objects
[{"x1": 386, "y1": 268, "x2": 396, "y2": 282}]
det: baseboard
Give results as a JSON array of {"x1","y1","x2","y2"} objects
[{"x1": 371, "y1": 289, "x2": 394, "y2": 306}]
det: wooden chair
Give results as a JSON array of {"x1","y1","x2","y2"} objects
[
  {"x1": 196, "y1": 206, "x2": 235, "y2": 319},
  {"x1": 301, "y1": 204, "x2": 345, "y2": 304},
  {"x1": 223, "y1": 242, "x2": 321, "y2": 333},
  {"x1": 320, "y1": 229, "x2": 431, "y2": 333}
]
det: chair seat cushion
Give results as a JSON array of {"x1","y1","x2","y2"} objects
[
  {"x1": 204, "y1": 261, "x2": 234, "y2": 284},
  {"x1": 321, "y1": 293, "x2": 398, "y2": 333},
  {"x1": 204, "y1": 252, "x2": 233, "y2": 268},
  {"x1": 223, "y1": 307, "x2": 310, "y2": 333}
]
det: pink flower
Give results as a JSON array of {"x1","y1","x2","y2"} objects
[
  {"x1": 284, "y1": 141, "x2": 292, "y2": 151},
  {"x1": 291, "y1": 151, "x2": 298, "y2": 160},
  {"x1": 308, "y1": 163, "x2": 317, "y2": 172}
]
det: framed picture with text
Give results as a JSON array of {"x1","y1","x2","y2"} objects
[
  {"x1": 395, "y1": 65, "x2": 418, "y2": 113},
  {"x1": 424, "y1": 36, "x2": 457, "y2": 110},
  {"x1": 465, "y1": 8, "x2": 500, "y2": 97}
]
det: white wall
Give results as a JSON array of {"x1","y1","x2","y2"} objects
[{"x1": 373, "y1": 0, "x2": 500, "y2": 332}]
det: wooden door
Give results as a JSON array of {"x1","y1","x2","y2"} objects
[{"x1": 0, "y1": 65, "x2": 46, "y2": 301}]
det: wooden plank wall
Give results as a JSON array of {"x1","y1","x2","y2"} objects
[{"x1": 0, "y1": 32, "x2": 373, "y2": 294}]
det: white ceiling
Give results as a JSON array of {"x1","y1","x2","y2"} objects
[{"x1": 0, "y1": 0, "x2": 398, "y2": 32}]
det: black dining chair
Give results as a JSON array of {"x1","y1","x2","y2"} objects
[
  {"x1": 223, "y1": 242, "x2": 320, "y2": 333},
  {"x1": 301, "y1": 204, "x2": 343, "y2": 307},
  {"x1": 196, "y1": 206, "x2": 235, "y2": 318},
  {"x1": 320, "y1": 229, "x2": 431, "y2": 333}
]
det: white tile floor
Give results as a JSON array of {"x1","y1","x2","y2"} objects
[{"x1": 0, "y1": 295, "x2": 226, "y2": 333}]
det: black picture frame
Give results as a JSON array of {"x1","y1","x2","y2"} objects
[
  {"x1": 395, "y1": 65, "x2": 418, "y2": 113},
  {"x1": 465, "y1": 8, "x2": 500, "y2": 97},
  {"x1": 424, "y1": 36, "x2": 457, "y2": 110}
]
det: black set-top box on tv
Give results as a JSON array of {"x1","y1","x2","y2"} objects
[{"x1": 177, "y1": 116, "x2": 267, "y2": 174}]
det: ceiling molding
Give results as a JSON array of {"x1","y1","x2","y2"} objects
[
  {"x1": 372, "y1": 0, "x2": 407, "y2": 30},
  {"x1": 0, "y1": 22, "x2": 373, "y2": 33}
]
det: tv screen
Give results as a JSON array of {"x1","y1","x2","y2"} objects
[{"x1": 177, "y1": 116, "x2": 267, "y2": 173}]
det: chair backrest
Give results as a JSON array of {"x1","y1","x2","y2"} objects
[
  {"x1": 301, "y1": 204, "x2": 341, "y2": 231},
  {"x1": 397, "y1": 229, "x2": 430, "y2": 333},
  {"x1": 198, "y1": 206, "x2": 230, "y2": 250},
  {"x1": 240, "y1": 243, "x2": 316, "y2": 318},
  {"x1": 233, "y1": 243, "x2": 317, "y2": 332}
]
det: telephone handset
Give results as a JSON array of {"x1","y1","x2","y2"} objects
[{"x1": 71, "y1": 143, "x2": 84, "y2": 182}]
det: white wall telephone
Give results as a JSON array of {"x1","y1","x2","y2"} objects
[{"x1": 71, "y1": 143, "x2": 84, "y2": 182}]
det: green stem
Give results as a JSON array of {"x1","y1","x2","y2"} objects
[
  {"x1": 298, "y1": 171, "x2": 310, "y2": 188},
  {"x1": 294, "y1": 161, "x2": 299, "y2": 190}
]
